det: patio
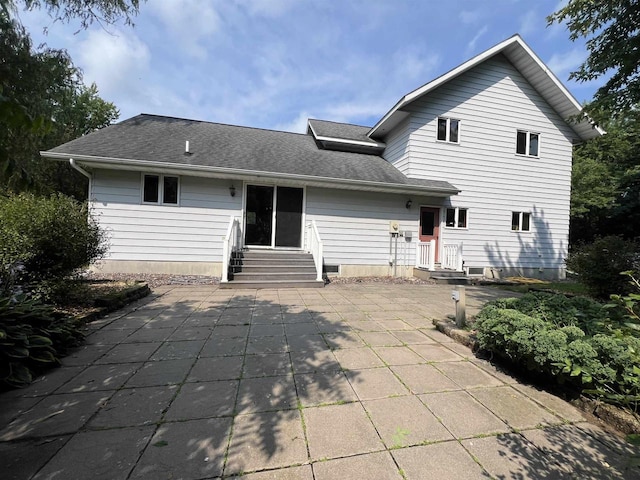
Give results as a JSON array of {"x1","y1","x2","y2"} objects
[{"x1": 1, "y1": 284, "x2": 638, "y2": 479}]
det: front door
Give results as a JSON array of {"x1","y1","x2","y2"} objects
[
  {"x1": 244, "y1": 185, "x2": 304, "y2": 248},
  {"x1": 419, "y1": 207, "x2": 440, "y2": 261}
]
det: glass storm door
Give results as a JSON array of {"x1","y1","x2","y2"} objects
[
  {"x1": 244, "y1": 185, "x2": 304, "y2": 248},
  {"x1": 245, "y1": 185, "x2": 274, "y2": 246},
  {"x1": 275, "y1": 187, "x2": 304, "y2": 247},
  {"x1": 419, "y1": 207, "x2": 440, "y2": 261}
]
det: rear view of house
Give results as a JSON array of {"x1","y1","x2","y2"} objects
[{"x1": 42, "y1": 35, "x2": 602, "y2": 287}]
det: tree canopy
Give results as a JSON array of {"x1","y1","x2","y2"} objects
[
  {"x1": 570, "y1": 111, "x2": 640, "y2": 243},
  {"x1": 0, "y1": 0, "x2": 138, "y2": 197},
  {"x1": 548, "y1": 0, "x2": 640, "y2": 122}
]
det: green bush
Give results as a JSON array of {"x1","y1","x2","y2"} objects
[
  {"x1": 475, "y1": 293, "x2": 640, "y2": 409},
  {"x1": 566, "y1": 236, "x2": 639, "y2": 299},
  {"x1": 481, "y1": 291, "x2": 610, "y2": 334},
  {"x1": 0, "y1": 294, "x2": 83, "y2": 388},
  {"x1": 0, "y1": 193, "x2": 107, "y2": 295}
]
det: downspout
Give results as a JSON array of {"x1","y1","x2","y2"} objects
[{"x1": 69, "y1": 158, "x2": 92, "y2": 200}]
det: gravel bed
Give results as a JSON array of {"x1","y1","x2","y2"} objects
[
  {"x1": 84, "y1": 273, "x2": 434, "y2": 289},
  {"x1": 84, "y1": 272, "x2": 219, "y2": 288}
]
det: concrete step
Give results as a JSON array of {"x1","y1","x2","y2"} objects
[
  {"x1": 237, "y1": 251, "x2": 312, "y2": 260},
  {"x1": 227, "y1": 250, "x2": 323, "y2": 288},
  {"x1": 234, "y1": 265, "x2": 317, "y2": 273},
  {"x1": 232, "y1": 258, "x2": 315, "y2": 266},
  {"x1": 432, "y1": 270, "x2": 466, "y2": 278},
  {"x1": 220, "y1": 279, "x2": 325, "y2": 289},
  {"x1": 430, "y1": 276, "x2": 470, "y2": 285},
  {"x1": 232, "y1": 272, "x2": 318, "y2": 281}
]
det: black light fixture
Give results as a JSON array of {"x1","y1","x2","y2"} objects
[
  {"x1": 406, "y1": 199, "x2": 412, "y2": 209},
  {"x1": 229, "y1": 185, "x2": 236, "y2": 197}
]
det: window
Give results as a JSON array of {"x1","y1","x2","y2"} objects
[
  {"x1": 511, "y1": 211, "x2": 531, "y2": 232},
  {"x1": 142, "y1": 174, "x2": 179, "y2": 205},
  {"x1": 445, "y1": 207, "x2": 467, "y2": 228},
  {"x1": 437, "y1": 117, "x2": 460, "y2": 143},
  {"x1": 516, "y1": 130, "x2": 539, "y2": 156}
]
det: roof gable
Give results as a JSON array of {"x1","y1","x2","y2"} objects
[{"x1": 368, "y1": 34, "x2": 603, "y2": 141}]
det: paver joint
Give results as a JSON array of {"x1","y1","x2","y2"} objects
[{"x1": 0, "y1": 284, "x2": 638, "y2": 480}]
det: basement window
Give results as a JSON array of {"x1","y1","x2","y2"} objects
[{"x1": 143, "y1": 174, "x2": 180, "y2": 205}]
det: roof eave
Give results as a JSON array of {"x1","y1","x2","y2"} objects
[
  {"x1": 41, "y1": 151, "x2": 460, "y2": 197},
  {"x1": 368, "y1": 34, "x2": 603, "y2": 142}
]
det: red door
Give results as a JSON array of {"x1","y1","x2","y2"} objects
[{"x1": 419, "y1": 207, "x2": 440, "y2": 261}]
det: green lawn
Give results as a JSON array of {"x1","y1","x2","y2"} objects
[{"x1": 493, "y1": 279, "x2": 589, "y2": 296}]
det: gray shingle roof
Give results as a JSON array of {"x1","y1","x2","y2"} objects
[
  {"x1": 307, "y1": 119, "x2": 378, "y2": 144},
  {"x1": 45, "y1": 114, "x2": 457, "y2": 193}
]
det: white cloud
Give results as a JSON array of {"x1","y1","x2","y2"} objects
[
  {"x1": 459, "y1": 10, "x2": 481, "y2": 25},
  {"x1": 392, "y1": 48, "x2": 441, "y2": 83},
  {"x1": 78, "y1": 28, "x2": 151, "y2": 96},
  {"x1": 274, "y1": 111, "x2": 312, "y2": 133},
  {"x1": 146, "y1": 0, "x2": 220, "y2": 59},
  {"x1": 519, "y1": 9, "x2": 539, "y2": 35},
  {"x1": 467, "y1": 26, "x2": 489, "y2": 53},
  {"x1": 547, "y1": 48, "x2": 586, "y2": 79},
  {"x1": 236, "y1": 0, "x2": 299, "y2": 18}
]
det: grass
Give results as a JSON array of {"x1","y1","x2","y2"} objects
[{"x1": 493, "y1": 277, "x2": 589, "y2": 296}]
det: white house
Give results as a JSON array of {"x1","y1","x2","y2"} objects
[{"x1": 42, "y1": 35, "x2": 602, "y2": 287}]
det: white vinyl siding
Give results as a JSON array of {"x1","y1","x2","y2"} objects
[
  {"x1": 91, "y1": 169, "x2": 241, "y2": 262},
  {"x1": 388, "y1": 54, "x2": 574, "y2": 271},
  {"x1": 306, "y1": 187, "x2": 442, "y2": 267},
  {"x1": 383, "y1": 117, "x2": 412, "y2": 175}
]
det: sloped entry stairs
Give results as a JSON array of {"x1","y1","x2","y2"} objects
[{"x1": 222, "y1": 250, "x2": 325, "y2": 289}]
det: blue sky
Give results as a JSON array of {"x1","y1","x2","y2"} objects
[{"x1": 18, "y1": 0, "x2": 599, "y2": 133}]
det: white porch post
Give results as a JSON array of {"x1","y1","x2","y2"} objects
[{"x1": 429, "y1": 239, "x2": 436, "y2": 271}]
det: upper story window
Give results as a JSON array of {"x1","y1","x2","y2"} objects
[
  {"x1": 516, "y1": 130, "x2": 539, "y2": 157},
  {"x1": 511, "y1": 211, "x2": 531, "y2": 232},
  {"x1": 445, "y1": 207, "x2": 467, "y2": 228},
  {"x1": 143, "y1": 174, "x2": 179, "y2": 205},
  {"x1": 437, "y1": 117, "x2": 460, "y2": 143}
]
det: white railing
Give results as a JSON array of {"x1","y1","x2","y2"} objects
[
  {"x1": 442, "y1": 242, "x2": 463, "y2": 271},
  {"x1": 221, "y1": 215, "x2": 241, "y2": 283},
  {"x1": 305, "y1": 220, "x2": 324, "y2": 281},
  {"x1": 416, "y1": 240, "x2": 436, "y2": 270}
]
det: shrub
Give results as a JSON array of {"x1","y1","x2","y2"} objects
[
  {"x1": 480, "y1": 291, "x2": 610, "y2": 334},
  {"x1": 566, "y1": 236, "x2": 639, "y2": 299},
  {"x1": 0, "y1": 193, "x2": 107, "y2": 295},
  {"x1": 476, "y1": 294, "x2": 640, "y2": 409},
  {"x1": 0, "y1": 294, "x2": 83, "y2": 388}
]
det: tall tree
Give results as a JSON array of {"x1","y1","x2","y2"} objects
[
  {"x1": 1, "y1": 0, "x2": 139, "y2": 196},
  {"x1": 5, "y1": 0, "x2": 141, "y2": 28},
  {"x1": 0, "y1": 15, "x2": 118, "y2": 197},
  {"x1": 570, "y1": 111, "x2": 640, "y2": 243},
  {"x1": 548, "y1": 0, "x2": 640, "y2": 122}
]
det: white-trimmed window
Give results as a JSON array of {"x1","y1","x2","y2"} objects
[
  {"x1": 142, "y1": 174, "x2": 179, "y2": 205},
  {"x1": 516, "y1": 130, "x2": 539, "y2": 156},
  {"x1": 511, "y1": 211, "x2": 531, "y2": 232},
  {"x1": 437, "y1": 117, "x2": 460, "y2": 143},
  {"x1": 445, "y1": 207, "x2": 467, "y2": 228}
]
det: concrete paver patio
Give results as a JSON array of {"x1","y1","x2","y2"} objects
[{"x1": 1, "y1": 284, "x2": 639, "y2": 479}]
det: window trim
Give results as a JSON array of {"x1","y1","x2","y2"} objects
[
  {"x1": 436, "y1": 117, "x2": 461, "y2": 144},
  {"x1": 444, "y1": 207, "x2": 468, "y2": 229},
  {"x1": 511, "y1": 211, "x2": 531, "y2": 232},
  {"x1": 515, "y1": 129, "x2": 540, "y2": 157},
  {"x1": 141, "y1": 173, "x2": 180, "y2": 206}
]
